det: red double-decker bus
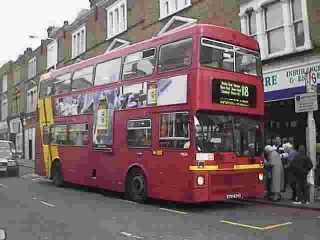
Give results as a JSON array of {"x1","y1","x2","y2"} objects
[{"x1": 36, "y1": 24, "x2": 264, "y2": 203}]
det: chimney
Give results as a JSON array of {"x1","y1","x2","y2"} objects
[{"x1": 47, "y1": 26, "x2": 54, "y2": 38}]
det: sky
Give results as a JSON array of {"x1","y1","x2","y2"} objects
[{"x1": 0, "y1": 0, "x2": 90, "y2": 66}]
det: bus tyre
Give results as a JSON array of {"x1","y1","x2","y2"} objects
[
  {"x1": 52, "y1": 162, "x2": 64, "y2": 187},
  {"x1": 126, "y1": 169, "x2": 147, "y2": 203}
]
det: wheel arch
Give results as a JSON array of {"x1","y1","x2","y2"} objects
[
  {"x1": 124, "y1": 163, "x2": 148, "y2": 192},
  {"x1": 50, "y1": 158, "x2": 61, "y2": 179}
]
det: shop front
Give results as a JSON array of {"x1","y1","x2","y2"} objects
[{"x1": 263, "y1": 59, "x2": 320, "y2": 148}]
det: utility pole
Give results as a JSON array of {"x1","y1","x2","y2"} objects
[{"x1": 305, "y1": 70, "x2": 317, "y2": 203}]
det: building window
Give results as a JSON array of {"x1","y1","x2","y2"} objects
[
  {"x1": 291, "y1": 0, "x2": 304, "y2": 47},
  {"x1": 264, "y1": 1, "x2": 285, "y2": 54},
  {"x1": 27, "y1": 87, "x2": 37, "y2": 113},
  {"x1": 72, "y1": 25, "x2": 86, "y2": 58},
  {"x1": 2, "y1": 74, "x2": 7, "y2": 93},
  {"x1": 106, "y1": 0, "x2": 127, "y2": 39},
  {"x1": 47, "y1": 40, "x2": 58, "y2": 69},
  {"x1": 1, "y1": 96, "x2": 7, "y2": 121},
  {"x1": 248, "y1": 11, "x2": 257, "y2": 39},
  {"x1": 127, "y1": 119, "x2": 152, "y2": 148},
  {"x1": 159, "y1": 0, "x2": 191, "y2": 19},
  {"x1": 28, "y1": 57, "x2": 37, "y2": 79}
]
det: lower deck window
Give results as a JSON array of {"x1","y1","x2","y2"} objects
[
  {"x1": 160, "y1": 112, "x2": 189, "y2": 148},
  {"x1": 127, "y1": 119, "x2": 151, "y2": 148}
]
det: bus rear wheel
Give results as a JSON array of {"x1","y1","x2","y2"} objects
[
  {"x1": 126, "y1": 169, "x2": 147, "y2": 203},
  {"x1": 52, "y1": 162, "x2": 64, "y2": 187}
]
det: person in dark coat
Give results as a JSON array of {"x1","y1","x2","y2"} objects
[
  {"x1": 291, "y1": 145, "x2": 313, "y2": 204},
  {"x1": 283, "y1": 143, "x2": 298, "y2": 200}
]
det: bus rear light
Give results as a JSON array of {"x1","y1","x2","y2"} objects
[
  {"x1": 196, "y1": 153, "x2": 214, "y2": 161},
  {"x1": 197, "y1": 176, "x2": 205, "y2": 186},
  {"x1": 258, "y1": 173, "x2": 263, "y2": 181}
]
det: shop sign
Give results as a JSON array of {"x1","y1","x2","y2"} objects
[
  {"x1": 263, "y1": 62, "x2": 320, "y2": 93},
  {"x1": 294, "y1": 92, "x2": 318, "y2": 113}
]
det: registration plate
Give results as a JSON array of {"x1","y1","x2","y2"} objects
[{"x1": 226, "y1": 193, "x2": 242, "y2": 199}]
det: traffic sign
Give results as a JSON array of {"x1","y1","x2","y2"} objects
[{"x1": 295, "y1": 92, "x2": 318, "y2": 113}]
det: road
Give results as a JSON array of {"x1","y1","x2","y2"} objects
[{"x1": 0, "y1": 166, "x2": 319, "y2": 240}]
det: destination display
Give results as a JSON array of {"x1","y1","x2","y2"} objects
[{"x1": 212, "y1": 79, "x2": 256, "y2": 107}]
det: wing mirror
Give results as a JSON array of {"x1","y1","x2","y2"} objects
[{"x1": 0, "y1": 229, "x2": 6, "y2": 240}]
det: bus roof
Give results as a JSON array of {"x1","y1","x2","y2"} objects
[{"x1": 46, "y1": 24, "x2": 259, "y2": 79}]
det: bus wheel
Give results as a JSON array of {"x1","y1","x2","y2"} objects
[
  {"x1": 52, "y1": 162, "x2": 64, "y2": 187},
  {"x1": 126, "y1": 169, "x2": 147, "y2": 203}
]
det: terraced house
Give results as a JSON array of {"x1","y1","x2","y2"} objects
[{"x1": 0, "y1": 0, "x2": 241, "y2": 159}]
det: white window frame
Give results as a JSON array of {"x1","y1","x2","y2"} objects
[
  {"x1": 47, "y1": 40, "x2": 58, "y2": 69},
  {"x1": 1, "y1": 96, "x2": 7, "y2": 121},
  {"x1": 105, "y1": 38, "x2": 130, "y2": 52},
  {"x1": 157, "y1": 15, "x2": 197, "y2": 36},
  {"x1": 28, "y1": 57, "x2": 37, "y2": 79},
  {"x1": 240, "y1": 0, "x2": 311, "y2": 60},
  {"x1": 2, "y1": 74, "x2": 7, "y2": 93},
  {"x1": 159, "y1": 0, "x2": 192, "y2": 20},
  {"x1": 106, "y1": 0, "x2": 127, "y2": 40},
  {"x1": 72, "y1": 25, "x2": 86, "y2": 58}
]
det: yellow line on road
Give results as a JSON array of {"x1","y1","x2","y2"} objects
[
  {"x1": 221, "y1": 220, "x2": 292, "y2": 231},
  {"x1": 220, "y1": 220, "x2": 264, "y2": 230},
  {"x1": 263, "y1": 222, "x2": 292, "y2": 230}
]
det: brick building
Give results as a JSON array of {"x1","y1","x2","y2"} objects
[
  {"x1": 0, "y1": 0, "x2": 242, "y2": 159},
  {"x1": 240, "y1": 0, "x2": 320, "y2": 148}
]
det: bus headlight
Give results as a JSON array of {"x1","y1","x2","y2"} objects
[
  {"x1": 197, "y1": 176, "x2": 205, "y2": 186},
  {"x1": 258, "y1": 173, "x2": 263, "y2": 181}
]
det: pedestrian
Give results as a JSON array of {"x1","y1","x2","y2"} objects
[
  {"x1": 290, "y1": 145, "x2": 313, "y2": 204},
  {"x1": 263, "y1": 146, "x2": 273, "y2": 199},
  {"x1": 283, "y1": 143, "x2": 298, "y2": 200},
  {"x1": 264, "y1": 145, "x2": 284, "y2": 201}
]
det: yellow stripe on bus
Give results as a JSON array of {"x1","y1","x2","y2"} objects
[{"x1": 189, "y1": 164, "x2": 262, "y2": 171}]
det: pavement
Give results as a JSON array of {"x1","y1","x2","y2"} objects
[{"x1": 17, "y1": 159, "x2": 320, "y2": 210}]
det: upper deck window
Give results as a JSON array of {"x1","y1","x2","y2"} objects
[
  {"x1": 95, "y1": 58, "x2": 121, "y2": 86},
  {"x1": 39, "y1": 73, "x2": 71, "y2": 97},
  {"x1": 200, "y1": 38, "x2": 262, "y2": 77},
  {"x1": 72, "y1": 66, "x2": 94, "y2": 91},
  {"x1": 123, "y1": 49, "x2": 156, "y2": 80},
  {"x1": 158, "y1": 38, "x2": 192, "y2": 72}
]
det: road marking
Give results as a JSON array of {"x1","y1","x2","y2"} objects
[
  {"x1": 120, "y1": 200, "x2": 138, "y2": 205},
  {"x1": 220, "y1": 220, "x2": 292, "y2": 231},
  {"x1": 120, "y1": 232, "x2": 144, "y2": 239},
  {"x1": 263, "y1": 222, "x2": 293, "y2": 230},
  {"x1": 0, "y1": 184, "x2": 8, "y2": 189},
  {"x1": 40, "y1": 201, "x2": 56, "y2": 208},
  {"x1": 159, "y1": 208, "x2": 188, "y2": 215},
  {"x1": 31, "y1": 177, "x2": 42, "y2": 181},
  {"x1": 220, "y1": 220, "x2": 264, "y2": 230}
]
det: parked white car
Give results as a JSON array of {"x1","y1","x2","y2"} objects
[{"x1": 0, "y1": 140, "x2": 19, "y2": 177}]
